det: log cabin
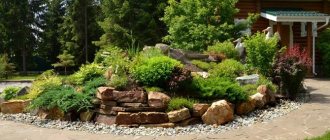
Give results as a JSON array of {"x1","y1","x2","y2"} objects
[{"x1": 235, "y1": 0, "x2": 330, "y2": 76}]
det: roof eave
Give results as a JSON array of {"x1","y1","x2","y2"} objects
[{"x1": 261, "y1": 12, "x2": 330, "y2": 22}]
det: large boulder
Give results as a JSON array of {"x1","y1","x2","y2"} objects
[
  {"x1": 147, "y1": 92, "x2": 170, "y2": 108},
  {"x1": 236, "y1": 74, "x2": 259, "y2": 85},
  {"x1": 192, "y1": 103, "x2": 210, "y2": 117},
  {"x1": 1, "y1": 100, "x2": 31, "y2": 114},
  {"x1": 96, "y1": 87, "x2": 115, "y2": 100},
  {"x1": 115, "y1": 112, "x2": 169, "y2": 125},
  {"x1": 167, "y1": 108, "x2": 191, "y2": 123},
  {"x1": 113, "y1": 91, "x2": 147, "y2": 103},
  {"x1": 251, "y1": 93, "x2": 267, "y2": 108},
  {"x1": 202, "y1": 100, "x2": 234, "y2": 125},
  {"x1": 235, "y1": 97, "x2": 256, "y2": 115},
  {"x1": 95, "y1": 114, "x2": 116, "y2": 125}
]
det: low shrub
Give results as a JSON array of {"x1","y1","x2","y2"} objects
[
  {"x1": 245, "y1": 32, "x2": 278, "y2": 76},
  {"x1": 82, "y1": 77, "x2": 108, "y2": 97},
  {"x1": 0, "y1": 86, "x2": 21, "y2": 100},
  {"x1": 242, "y1": 84, "x2": 258, "y2": 96},
  {"x1": 166, "y1": 67, "x2": 192, "y2": 91},
  {"x1": 273, "y1": 45, "x2": 311, "y2": 99},
  {"x1": 108, "y1": 74, "x2": 129, "y2": 90},
  {"x1": 191, "y1": 60, "x2": 216, "y2": 71},
  {"x1": 191, "y1": 76, "x2": 248, "y2": 103},
  {"x1": 206, "y1": 41, "x2": 239, "y2": 60},
  {"x1": 130, "y1": 56, "x2": 182, "y2": 86},
  {"x1": 144, "y1": 86, "x2": 163, "y2": 92},
  {"x1": 0, "y1": 54, "x2": 15, "y2": 79},
  {"x1": 316, "y1": 28, "x2": 330, "y2": 77},
  {"x1": 20, "y1": 70, "x2": 62, "y2": 99},
  {"x1": 209, "y1": 59, "x2": 244, "y2": 79},
  {"x1": 166, "y1": 97, "x2": 197, "y2": 112},
  {"x1": 66, "y1": 63, "x2": 105, "y2": 85},
  {"x1": 29, "y1": 86, "x2": 92, "y2": 113}
]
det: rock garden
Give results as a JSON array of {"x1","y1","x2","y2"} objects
[{"x1": 0, "y1": 0, "x2": 315, "y2": 137}]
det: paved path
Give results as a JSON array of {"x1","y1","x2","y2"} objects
[{"x1": 0, "y1": 79, "x2": 329, "y2": 140}]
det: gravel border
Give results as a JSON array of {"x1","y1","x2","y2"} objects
[{"x1": 0, "y1": 100, "x2": 303, "y2": 136}]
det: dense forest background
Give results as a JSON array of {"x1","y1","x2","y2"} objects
[{"x1": 0, "y1": 0, "x2": 168, "y2": 73}]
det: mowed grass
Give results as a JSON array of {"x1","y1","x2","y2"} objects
[{"x1": 305, "y1": 131, "x2": 330, "y2": 140}]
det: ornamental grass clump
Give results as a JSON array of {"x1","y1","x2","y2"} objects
[
  {"x1": 167, "y1": 97, "x2": 197, "y2": 112},
  {"x1": 273, "y1": 45, "x2": 311, "y2": 99}
]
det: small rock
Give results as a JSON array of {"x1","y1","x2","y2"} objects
[
  {"x1": 148, "y1": 92, "x2": 170, "y2": 108},
  {"x1": 1, "y1": 100, "x2": 31, "y2": 114},
  {"x1": 236, "y1": 74, "x2": 259, "y2": 85},
  {"x1": 192, "y1": 103, "x2": 210, "y2": 117},
  {"x1": 37, "y1": 107, "x2": 65, "y2": 120},
  {"x1": 95, "y1": 114, "x2": 116, "y2": 125},
  {"x1": 80, "y1": 111, "x2": 94, "y2": 122},
  {"x1": 235, "y1": 97, "x2": 256, "y2": 115},
  {"x1": 96, "y1": 87, "x2": 115, "y2": 100},
  {"x1": 251, "y1": 93, "x2": 267, "y2": 108},
  {"x1": 141, "y1": 123, "x2": 175, "y2": 128},
  {"x1": 167, "y1": 108, "x2": 191, "y2": 123},
  {"x1": 116, "y1": 112, "x2": 169, "y2": 125}
]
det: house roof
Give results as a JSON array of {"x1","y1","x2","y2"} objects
[{"x1": 261, "y1": 8, "x2": 330, "y2": 22}]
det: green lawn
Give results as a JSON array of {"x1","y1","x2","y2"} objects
[{"x1": 306, "y1": 131, "x2": 330, "y2": 140}]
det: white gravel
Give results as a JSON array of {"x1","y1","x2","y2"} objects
[{"x1": 0, "y1": 100, "x2": 302, "y2": 136}]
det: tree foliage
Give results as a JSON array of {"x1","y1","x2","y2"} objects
[
  {"x1": 162, "y1": 0, "x2": 255, "y2": 51},
  {"x1": 95, "y1": 0, "x2": 167, "y2": 49},
  {"x1": 52, "y1": 50, "x2": 75, "y2": 75},
  {"x1": 0, "y1": 54, "x2": 16, "y2": 79}
]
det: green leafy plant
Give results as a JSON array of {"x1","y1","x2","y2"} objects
[
  {"x1": 273, "y1": 45, "x2": 311, "y2": 99},
  {"x1": 130, "y1": 56, "x2": 182, "y2": 86},
  {"x1": 317, "y1": 28, "x2": 330, "y2": 77},
  {"x1": 257, "y1": 75, "x2": 277, "y2": 93},
  {"x1": 67, "y1": 63, "x2": 104, "y2": 85},
  {"x1": 0, "y1": 54, "x2": 15, "y2": 79},
  {"x1": 244, "y1": 32, "x2": 278, "y2": 76},
  {"x1": 108, "y1": 74, "x2": 129, "y2": 90},
  {"x1": 206, "y1": 41, "x2": 239, "y2": 60},
  {"x1": 191, "y1": 76, "x2": 248, "y2": 103},
  {"x1": 144, "y1": 86, "x2": 163, "y2": 92},
  {"x1": 242, "y1": 84, "x2": 258, "y2": 96},
  {"x1": 209, "y1": 59, "x2": 244, "y2": 79},
  {"x1": 0, "y1": 86, "x2": 21, "y2": 100},
  {"x1": 163, "y1": 0, "x2": 245, "y2": 51},
  {"x1": 167, "y1": 97, "x2": 197, "y2": 112},
  {"x1": 82, "y1": 77, "x2": 108, "y2": 97},
  {"x1": 191, "y1": 60, "x2": 216, "y2": 71},
  {"x1": 20, "y1": 70, "x2": 62, "y2": 99},
  {"x1": 29, "y1": 86, "x2": 92, "y2": 113}
]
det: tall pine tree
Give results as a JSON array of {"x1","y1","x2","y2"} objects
[{"x1": 60, "y1": 0, "x2": 103, "y2": 65}]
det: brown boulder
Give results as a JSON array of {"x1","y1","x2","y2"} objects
[
  {"x1": 235, "y1": 97, "x2": 256, "y2": 115},
  {"x1": 95, "y1": 114, "x2": 116, "y2": 125},
  {"x1": 148, "y1": 92, "x2": 171, "y2": 108},
  {"x1": 37, "y1": 108, "x2": 65, "y2": 120},
  {"x1": 167, "y1": 108, "x2": 191, "y2": 123},
  {"x1": 257, "y1": 85, "x2": 276, "y2": 104},
  {"x1": 96, "y1": 87, "x2": 115, "y2": 100},
  {"x1": 202, "y1": 100, "x2": 234, "y2": 125},
  {"x1": 251, "y1": 93, "x2": 267, "y2": 108},
  {"x1": 1, "y1": 100, "x2": 30, "y2": 114},
  {"x1": 111, "y1": 106, "x2": 165, "y2": 112},
  {"x1": 141, "y1": 123, "x2": 175, "y2": 128},
  {"x1": 192, "y1": 103, "x2": 210, "y2": 117},
  {"x1": 95, "y1": 108, "x2": 117, "y2": 115},
  {"x1": 113, "y1": 91, "x2": 147, "y2": 103},
  {"x1": 118, "y1": 103, "x2": 148, "y2": 108},
  {"x1": 177, "y1": 118, "x2": 202, "y2": 127},
  {"x1": 115, "y1": 112, "x2": 169, "y2": 125}
]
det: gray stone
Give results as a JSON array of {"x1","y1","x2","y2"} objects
[
  {"x1": 236, "y1": 74, "x2": 259, "y2": 85},
  {"x1": 16, "y1": 86, "x2": 29, "y2": 96}
]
